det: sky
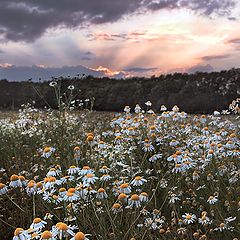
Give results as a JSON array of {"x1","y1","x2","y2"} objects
[{"x1": 0, "y1": 0, "x2": 240, "y2": 80}]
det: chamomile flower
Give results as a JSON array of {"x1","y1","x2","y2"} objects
[
  {"x1": 68, "y1": 166, "x2": 80, "y2": 175},
  {"x1": 0, "y1": 182, "x2": 8, "y2": 195},
  {"x1": 30, "y1": 218, "x2": 47, "y2": 231},
  {"x1": 13, "y1": 228, "x2": 30, "y2": 240},
  {"x1": 207, "y1": 195, "x2": 218, "y2": 205},
  {"x1": 52, "y1": 222, "x2": 75, "y2": 238},
  {"x1": 41, "y1": 230, "x2": 54, "y2": 239},
  {"x1": 100, "y1": 174, "x2": 112, "y2": 182},
  {"x1": 70, "y1": 232, "x2": 90, "y2": 240},
  {"x1": 128, "y1": 194, "x2": 141, "y2": 208},
  {"x1": 96, "y1": 188, "x2": 108, "y2": 199},
  {"x1": 119, "y1": 183, "x2": 131, "y2": 194},
  {"x1": 47, "y1": 168, "x2": 58, "y2": 177},
  {"x1": 139, "y1": 192, "x2": 149, "y2": 202},
  {"x1": 182, "y1": 213, "x2": 196, "y2": 224},
  {"x1": 111, "y1": 203, "x2": 122, "y2": 214},
  {"x1": 79, "y1": 166, "x2": 93, "y2": 176},
  {"x1": 9, "y1": 175, "x2": 22, "y2": 188},
  {"x1": 131, "y1": 176, "x2": 147, "y2": 186},
  {"x1": 82, "y1": 173, "x2": 98, "y2": 186}
]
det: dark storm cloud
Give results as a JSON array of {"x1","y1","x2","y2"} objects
[
  {"x1": 200, "y1": 54, "x2": 231, "y2": 61},
  {"x1": 123, "y1": 67, "x2": 158, "y2": 72},
  {"x1": 0, "y1": 0, "x2": 236, "y2": 42},
  {"x1": 187, "y1": 64, "x2": 214, "y2": 74}
]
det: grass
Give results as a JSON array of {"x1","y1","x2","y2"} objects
[{"x1": 0, "y1": 102, "x2": 239, "y2": 240}]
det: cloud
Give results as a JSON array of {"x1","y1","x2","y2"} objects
[
  {"x1": 187, "y1": 64, "x2": 214, "y2": 73},
  {"x1": 200, "y1": 54, "x2": 231, "y2": 61},
  {"x1": 0, "y1": 0, "x2": 236, "y2": 42},
  {"x1": 122, "y1": 67, "x2": 158, "y2": 72},
  {"x1": 0, "y1": 64, "x2": 125, "y2": 81}
]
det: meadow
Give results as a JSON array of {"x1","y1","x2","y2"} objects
[{"x1": 0, "y1": 85, "x2": 239, "y2": 239}]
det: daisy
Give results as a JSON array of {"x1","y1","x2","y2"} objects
[
  {"x1": 52, "y1": 223, "x2": 75, "y2": 238},
  {"x1": 68, "y1": 166, "x2": 80, "y2": 175},
  {"x1": 111, "y1": 203, "x2": 122, "y2": 214},
  {"x1": 26, "y1": 180, "x2": 37, "y2": 196},
  {"x1": 70, "y1": 232, "x2": 90, "y2": 240},
  {"x1": 19, "y1": 176, "x2": 27, "y2": 187},
  {"x1": 63, "y1": 189, "x2": 79, "y2": 202},
  {"x1": 96, "y1": 188, "x2": 108, "y2": 199},
  {"x1": 99, "y1": 166, "x2": 110, "y2": 174},
  {"x1": 128, "y1": 194, "x2": 141, "y2": 208},
  {"x1": 42, "y1": 147, "x2": 55, "y2": 158},
  {"x1": 148, "y1": 154, "x2": 162, "y2": 162},
  {"x1": 117, "y1": 193, "x2": 128, "y2": 202},
  {"x1": 131, "y1": 176, "x2": 147, "y2": 186},
  {"x1": 119, "y1": 183, "x2": 131, "y2": 194},
  {"x1": 41, "y1": 230, "x2": 55, "y2": 240},
  {"x1": 30, "y1": 218, "x2": 47, "y2": 231},
  {"x1": 46, "y1": 168, "x2": 58, "y2": 177},
  {"x1": 182, "y1": 213, "x2": 196, "y2": 224},
  {"x1": 9, "y1": 175, "x2": 22, "y2": 188},
  {"x1": 0, "y1": 182, "x2": 8, "y2": 195},
  {"x1": 207, "y1": 195, "x2": 218, "y2": 205},
  {"x1": 13, "y1": 228, "x2": 30, "y2": 240},
  {"x1": 82, "y1": 173, "x2": 98, "y2": 186},
  {"x1": 79, "y1": 166, "x2": 93, "y2": 176},
  {"x1": 139, "y1": 192, "x2": 149, "y2": 202}
]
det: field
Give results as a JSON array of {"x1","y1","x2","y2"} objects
[{"x1": 0, "y1": 100, "x2": 239, "y2": 240}]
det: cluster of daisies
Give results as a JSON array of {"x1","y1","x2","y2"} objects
[{"x1": 0, "y1": 100, "x2": 239, "y2": 240}]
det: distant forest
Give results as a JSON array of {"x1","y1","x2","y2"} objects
[{"x1": 0, "y1": 68, "x2": 239, "y2": 113}]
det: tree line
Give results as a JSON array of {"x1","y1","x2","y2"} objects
[{"x1": 0, "y1": 68, "x2": 239, "y2": 113}]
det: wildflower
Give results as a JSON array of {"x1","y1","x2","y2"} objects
[
  {"x1": 19, "y1": 176, "x2": 27, "y2": 187},
  {"x1": 30, "y1": 218, "x2": 47, "y2": 231},
  {"x1": 68, "y1": 85, "x2": 75, "y2": 90},
  {"x1": 70, "y1": 232, "x2": 90, "y2": 240},
  {"x1": 26, "y1": 180, "x2": 37, "y2": 195},
  {"x1": 198, "y1": 214, "x2": 212, "y2": 225},
  {"x1": 143, "y1": 143, "x2": 155, "y2": 152},
  {"x1": 119, "y1": 183, "x2": 131, "y2": 194},
  {"x1": 160, "y1": 105, "x2": 167, "y2": 111},
  {"x1": 207, "y1": 195, "x2": 218, "y2": 205},
  {"x1": 118, "y1": 193, "x2": 128, "y2": 202},
  {"x1": 9, "y1": 175, "x2": 22, "y2": 188},
  {"x1": 82, "y1": 173, "x2": 98, "y2": 186},
  {"x1": 111, "y1": 203, "x2": 122, "y2": 214},
  {"x1": 47, "y1": 168, "x2": 58, "y2": 177},
  {"x1": 128, "y1": 194, "x2": 141, "y2": 208},
  {"x1": 41, "y1": 230, "x2": 54, "y2": 239},
  {"x1": 139, "y1": 192, "x2": 149, "y2": 202},
  {"x1": 96, "y1": 188, "x2": 108, "y2": 199},
  {"x1": 42, "y1": 147, "x2": 55, "y2": 158},
  {"x1": 145, "y1": 101, "x2": 152, "y2": 107},
  {"x1": 182, "y1": 213, "x2": 197, "y2": 224},
  {"x1": 49, "y1": 81, "x2": 57, "y2": 87},
  {"x1": 124, "y1": 106, "x2": 131, "y2": 113},
  {"x1": 52, "y1": 222, "x2": 75, "y2": 238},
  {"x1": 0, "y1": 182, "x2": 8, "y2": 195},
  {"x1": 68, "y1": 166, "x2": 79, "y2": 175},
  {"x1": 172, "y1": 163, "x2": 184, "y2": 173},
  {"x1": 79, "y1": 166, "x2": 93, "y2": 176},
  {"x1": 100, "y1": 174, "x2": 112, "y2": 182},
  {"x1": 149, "y1": 154, "x2": 162, "y2": 162},
  {"x1": 131, "y1": 176, "x2": 147, "y2": 186},
  {"x1": 99, "y1": 166, "x2": 110, "y2": 173},
  {"x1": 13, "y1": 228, "x2": 30, "y2": 240},
  {"x1": 192, "y1": 171, "x2": 200, "y2": 181}
]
